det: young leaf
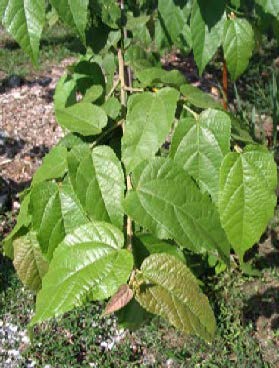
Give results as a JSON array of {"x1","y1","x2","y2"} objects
[
  {"x1": 0, "y1": 0, "x2": 45, "y2": 64},
  {"x1": 102, "y1": 97, "x2": 121, "y2": 120},
  {"x1": 103, "y1": 285, "x2": 133, "y2": 316},
  {"x1": 13, "y1": 232, "x2": 48, "y2": 292},
  {"x1": 32, "y1": 146, "x2": 68, "y2": 185},
  {"x1": 222, "y1": 18, "x2": 254, "y2": 80},
  {"x1": 29, "y1": 222, "x2": 133, "y2": 326},
  {"x1": 56, "y1": 103, "x2": 108, "y2": 136},
  {"x1": 135, "y1": 254, "x2": 216, "y2": 342},
  {"x1": 219, "y1": 147, "x2": 277, "y2": 260},
  {"x1": 180, "y1": 84, "x2": 223, "y2": 110},
  {"x1": 172, "y1": 109, "x2": 231, "y2": 203},
  {"x1": 124, "y1": 158, "x2": 230, "y2": 263},
  {"x1": 71, "y1": 145, "x2": 125, "y2": 229},
  {"x1": 122, "y1": 88, "x2": 179, "y2": 173},
  {"x1": 190, "y1": 0, "x2": 226, "y2": 74},
  {"x1": 50, "y1": 0, "x2": 89, "y2": 42}
]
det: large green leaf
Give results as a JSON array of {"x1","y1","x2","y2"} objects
[
  {"x1": 122, "y1": 88, "x2": 179, "y2": 173},
  {"x1": 13, "y1": 232, "x2": 48, "y2": 292},
  {"x1": 70, "y1": 145, "x2": 125, "y2": 229},
  {"x1": 30, "y1": 222, "x2": 133, "y2": 326},
  {"x1": 135, "y1": 254, "x2": 216, "y2": 342},
  {"x1": 255, "y1": 0, "x2": 279, "y2": 19},
  {"x1": 219, "y1": 146, "x2": 277, "y2": 260},
  {"x1": 180, "y1": 84, "x2": 223, "y2": 110},
  {"x1": 30, "y1": 182, "x2": 65, "y2": 260},
  {"x1": 32, "y1": 146, "x2": 68, "y2": 185},
  {"x1": 124, "y1": 158, "x2": 230, "y2": 262},
  {"x1": 222, "y1": 18, "x2": 254, "y2": 80},
  {"x1": 190, "y1": 0, "x2": 225, "y2": 74},
  {"x1": 0, "y1": 0, "x2": 45, "y2": 64},
  {"x1": 172, "y1": 109, "x2": 231, "y2": 203},
  {"x1": 50, "y1": 0, "x2": 89, "y2": 42},
  {"x1": 56, "y1": 103, "x2": 108, "y2": 136}
]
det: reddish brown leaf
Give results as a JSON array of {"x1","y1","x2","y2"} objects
[{"x1": 103, "y1": 285, "x2": 133, "y2": 316}]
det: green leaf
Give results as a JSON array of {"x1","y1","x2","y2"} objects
[
  {"x1": 59, "y1": 178, "x2": 89, "y2": 233},
  {"x1": 30, "y1": 182, "x2": 65, "y2": 259},
  {"x1": 30, "y1": 222, "x2": 133, "y2": 326},
  {"x1": 0, "y1": 0, "x2": 45, "y2": 64},
  {"x1": 190, "y1": 0, "x2": 225, "y2": 74},
  {"x1": 180, "y1": 84, "x2": 223, "y2": 110},
  {"x1": 136, "y1": 67, "x2": 186, "y2": 88},
  {"x1": 222, "y1": 18, "x2": 254, "y2": 80},
  {"x1": 133, "y1": 233, "x2": 185, "y2": 268},
  {"x1": 172, "y1": 109, "x2": 231, "y2": 203},
  {"x1": 255, "y1": 0, "x2": 279, "y2": 19},
  {"x1": 67, "y1": 144, "x2": 92, "y2": 190},
  {"x1": 3, "y1": 193, "x2": 31, "y2": 259},
  {"x1": 13, "y1": 232, "x2": 48, "y2": 292},
  {"x1": 158, "y1": 0, "x2": 191, "y2": 45},
  {"x1": 56, "y1": 103, "x2": 108, "y2": 136},
  {"x1": 122, "y1": 88, "x2": 179, "y2": 172},
  {"x1": 124, "y1": 158, "x2": 230, "y2": 262},
  {"x1": 73, "y1": 60, "x2": 106, "y2": 96},
  {"x1": 102, "y1": 97, "x2": 121, "y2": 120},
  {"x1": 135, "y1": 254, "x2": 216, "y2": 342},
  {"x1": 71, "y1": 145, "x2": 125, "y2": 229},
  {"x1": 82, "y1": 85, "x2": 104, "y2": 103},
  {"x1": 54, "y1": 74, "x2": 77, "y2": 111},
  {"x1": 50, "y1": 0, "x2": 89, "y2": 42},
  {"x1": 95, "y1": 0, "x2": 121, "y2": 29},
  {"x1": 32, "y1": 146, "x2": 68, "y2": 185},
  {"x1": 219, "y1": 147, "x2": 277, "y2": 260}
]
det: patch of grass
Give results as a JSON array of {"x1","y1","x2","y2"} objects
[
  {"x1": 0, "y1": 23, "x2": 83, "y2": 79},
  {"x1": 0, "y1": 254, "x2": 269, "y2": 367}
]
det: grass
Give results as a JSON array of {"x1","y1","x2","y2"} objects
[
  {"x1": 0, "y1": 248, "x2": 272, "y2": 367},
  {"x1": 0, "y1": 23, "x2": 83, "y2": 79}
]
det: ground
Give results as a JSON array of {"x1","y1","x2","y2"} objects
[{"x1": 1, "y1": 24, "x2": 279, "y2": 368}]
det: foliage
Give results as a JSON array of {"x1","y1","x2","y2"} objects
[{"x1": 0, "y1": 0, "x2": 278, "y2": 343}]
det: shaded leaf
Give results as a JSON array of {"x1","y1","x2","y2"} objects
[
  {"x1": 180, "y1": 84, "x2": 222, "y2": 110},
  {"x1": 135, "y1": 254, "x2": 216, "y2": 342},
  {"x1": 13, "y1": 232, "x2": 48, "y2": 292}
]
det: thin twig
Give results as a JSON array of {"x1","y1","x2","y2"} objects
[
  {"x1": 118, "y1": 13, "x2": 133, "y2": 251},
  {"x1": 106, "y1": 78, "x2": 120, "y2": 100},
  {"x1": 124, "y1": 86, "x2": 144, "y2": 93}
]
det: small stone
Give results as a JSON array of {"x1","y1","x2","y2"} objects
[{"x1": 7, "y1": 75, "x2": 23, "y2": 88}]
